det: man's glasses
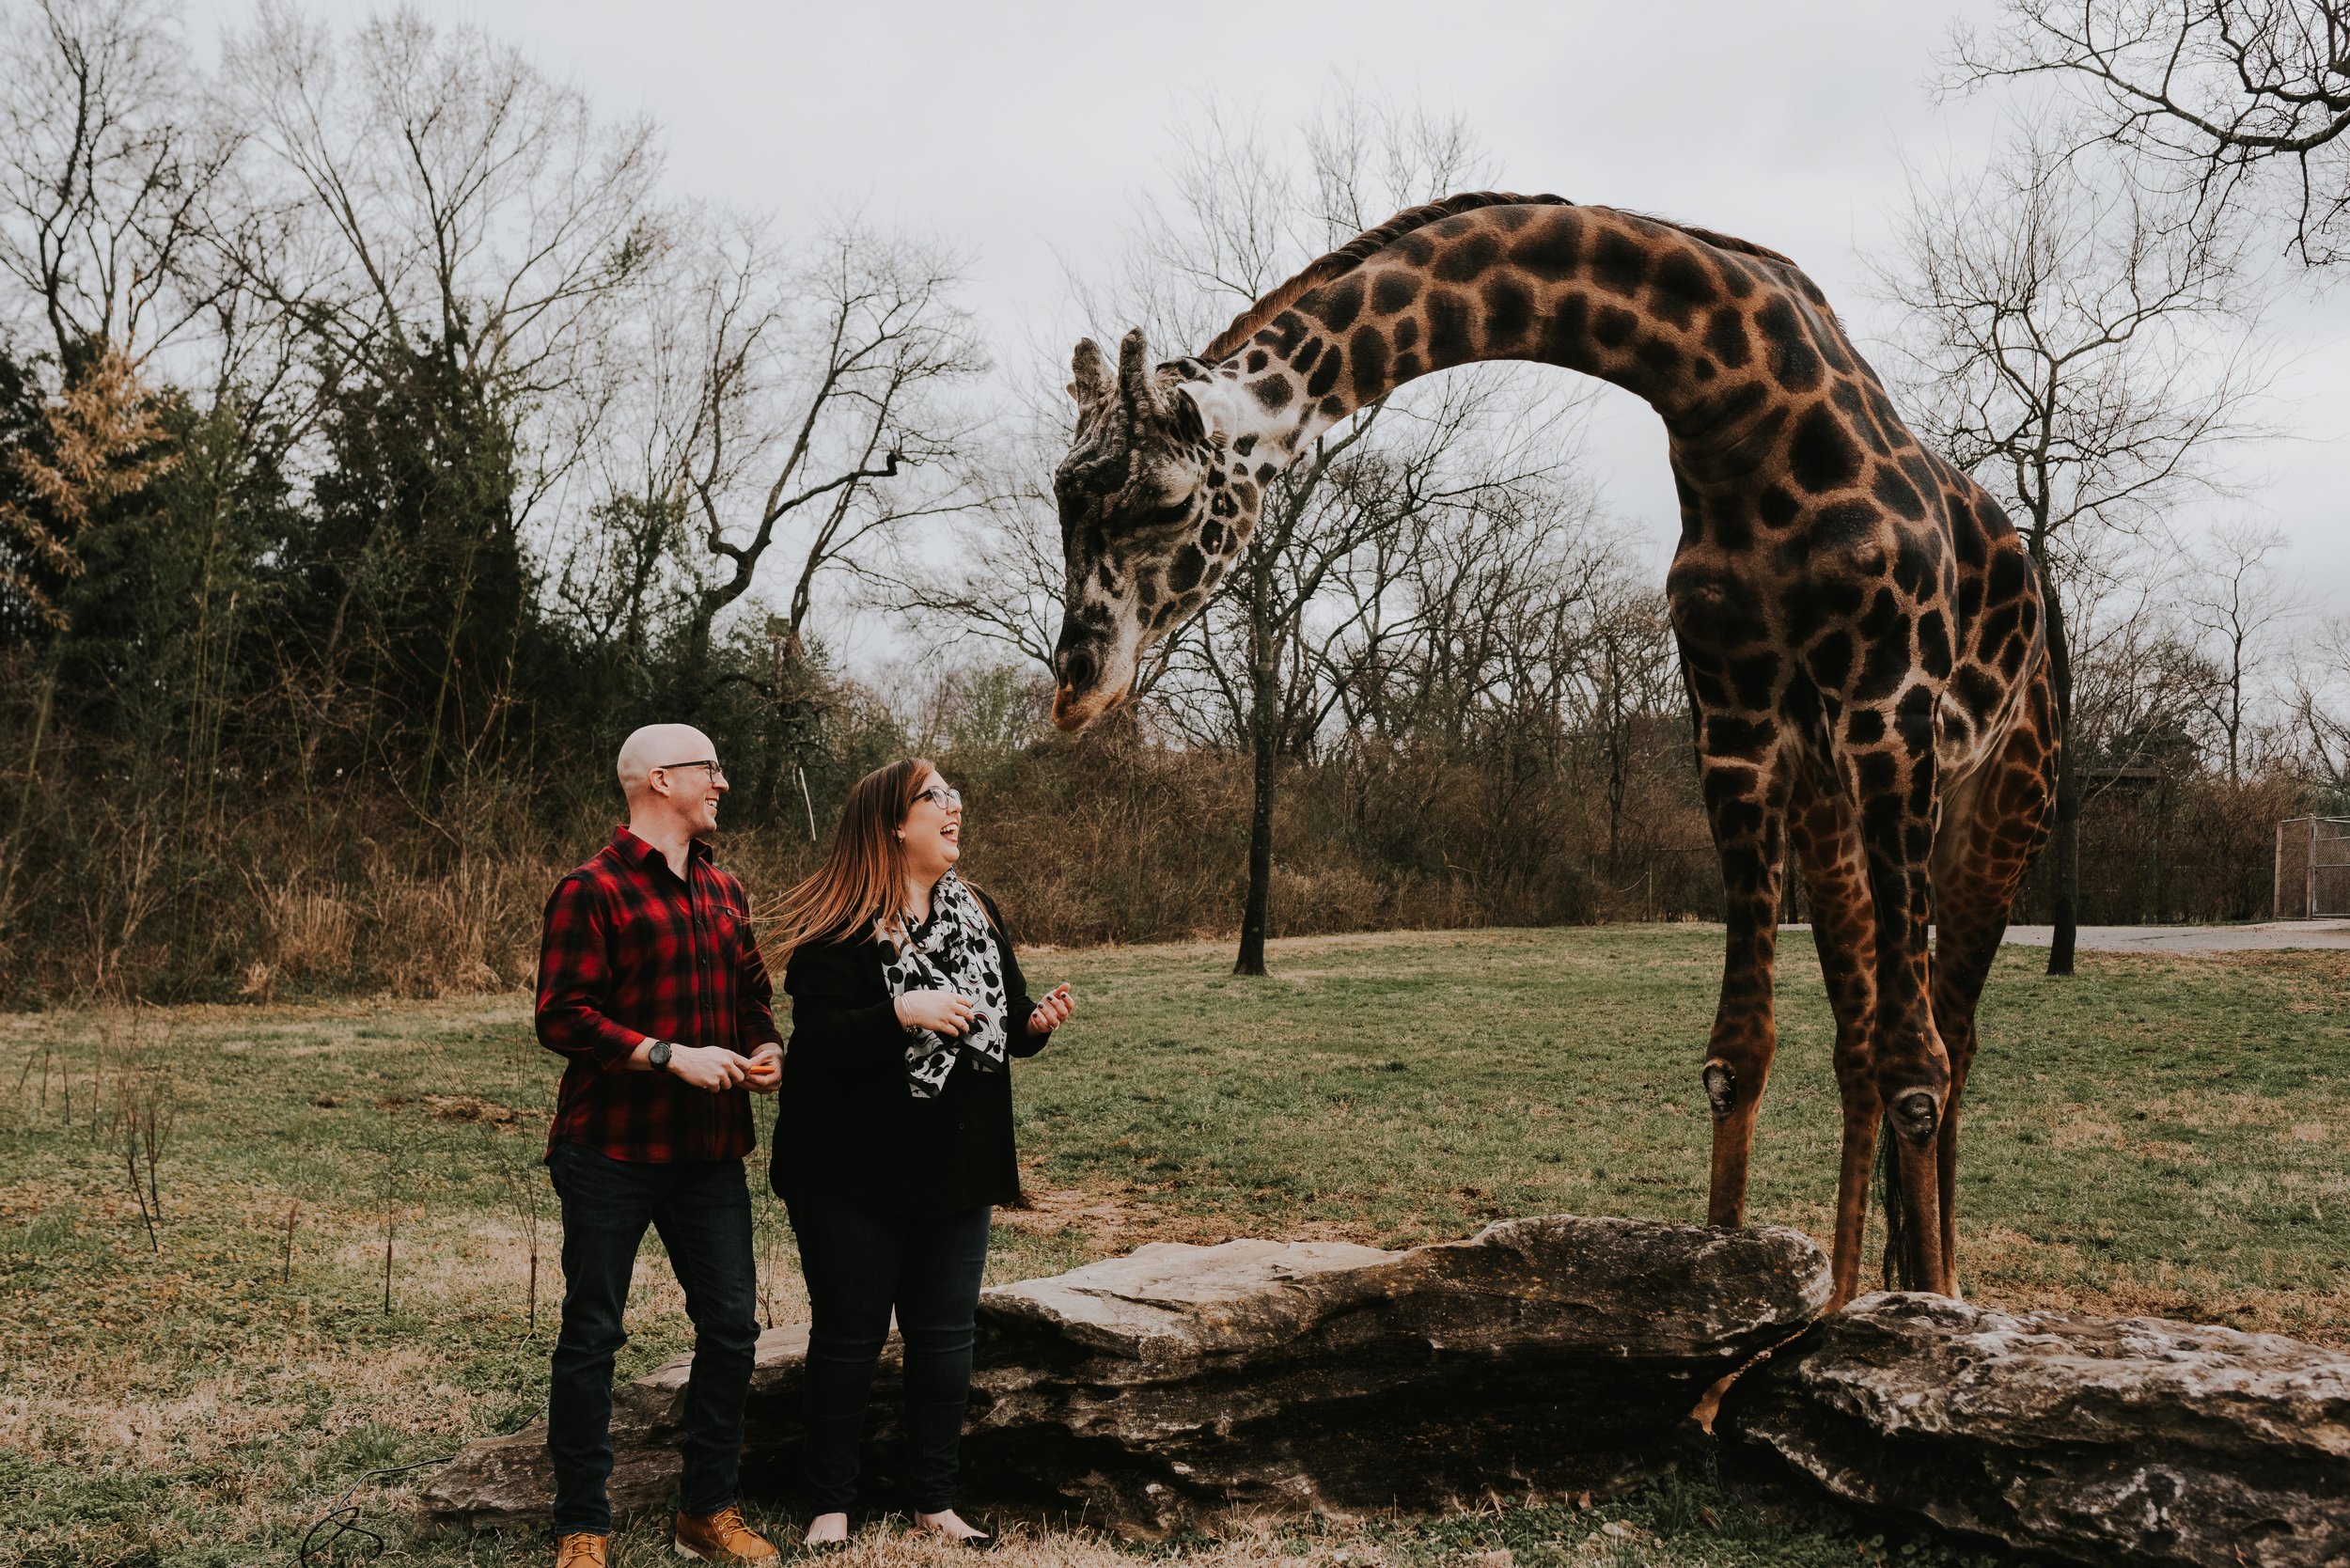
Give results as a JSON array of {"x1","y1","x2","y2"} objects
[
  {"x1": 659, "y1": 759, "x2": 727, "y2": 785},
  {"x1": 915, "y1": 785, "x2": 962, "y2": 810}
]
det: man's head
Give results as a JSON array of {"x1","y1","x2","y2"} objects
[{"x1": 617, "y1": 723, "x2": 727, "y2": 840}]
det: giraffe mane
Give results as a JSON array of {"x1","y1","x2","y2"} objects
[
  {"x1": 1646, "y1": 219, "x2": 1800, "y2": 272},
  {"x1": 1198, "y1": 192, "x2": 1571, "y2": 365},
  {"x1": 1198, "y1": 194, "x2": 1811, "y2": 367}
]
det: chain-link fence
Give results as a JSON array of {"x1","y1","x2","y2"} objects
[{"x1": 2275, "y1": 817, "x2": 2350, "y2": 919}]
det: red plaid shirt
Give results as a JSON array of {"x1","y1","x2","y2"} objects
[{"x1": 535, "y1": 826, "x2": 782, "y2": 1163}]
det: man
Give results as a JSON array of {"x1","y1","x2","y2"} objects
[{"x1": 536, "y1": 723, "x2": 785, "y2": 1567}]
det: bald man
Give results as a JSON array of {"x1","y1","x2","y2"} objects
[{"x1": 535, "y1": 724, "x2": 784, "y2": 1567}]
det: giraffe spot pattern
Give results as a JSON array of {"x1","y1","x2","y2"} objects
[{"x1": 1371, "y1": 270, "x2": 1420, "y2": 314}]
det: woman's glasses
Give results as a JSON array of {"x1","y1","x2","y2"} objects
[{"x1": 916, "y1": 785, "x2": 963, "y2": 810}]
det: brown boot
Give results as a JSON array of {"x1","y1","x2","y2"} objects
[
  {"x1": 673, "y1": 1504, "x2": 781, "y2": 1564},
  {"x1": 554, "y1": 1533, "x2": 608, "y2": 1568}
]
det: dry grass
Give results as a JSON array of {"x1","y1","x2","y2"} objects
[{"x1": 2, "y1": 929, "x2": 2342, "y2": 1567}]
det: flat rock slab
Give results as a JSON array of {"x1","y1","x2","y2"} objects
[
  {"x1": 1729, "y1": 1293, "x2": 2350, "y2": 1568},
  {"x1": 966, "y1": 1215, "x2": 1831, "y2": 1530},
  {"x1": 421, "y1": 1214, "x2": 1829, "y2": 1535}
]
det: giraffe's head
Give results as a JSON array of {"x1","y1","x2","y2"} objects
[{"x1": 1050, "y1": 329, "x2": 1258, "y2": 730}]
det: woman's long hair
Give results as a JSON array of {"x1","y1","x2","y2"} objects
[{"x1": 774, "y1": 758, "x2": 933, "y2": 955}]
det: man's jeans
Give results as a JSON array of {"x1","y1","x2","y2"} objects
[
  {"x1": 546, "y1": 1142, "x2": 759, "y2": 1536},
  {"x1": 783, "y1": 1185, "x2": 993, "y2": 1514}
]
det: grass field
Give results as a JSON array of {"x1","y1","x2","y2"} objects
[{"x1": 3, "y1": 926, "x2": 2344, "y2": 1568}]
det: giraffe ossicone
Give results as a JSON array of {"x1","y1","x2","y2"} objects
[{"x1": 1050, "y1": 191, "x2": 2058, "y2": 1306}]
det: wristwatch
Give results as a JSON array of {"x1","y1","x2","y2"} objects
[{"x1": 647, "y1": 1040, "x2": 673, "y2": 1073}]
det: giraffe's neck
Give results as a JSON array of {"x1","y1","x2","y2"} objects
[{"x1": 1198, "y1": 203, "x2": 1828, "y2": 478}]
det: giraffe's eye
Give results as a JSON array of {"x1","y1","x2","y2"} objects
[
  {"x1": 1146, "y1": 470, "x2": 1198, "y2": 510},
  {"x1": 1120, "y1": 495, "x2": 1196, "y2": 536}
]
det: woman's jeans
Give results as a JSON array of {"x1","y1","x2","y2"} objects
[
  {"x1": 784, "y1": 1185, "x2": 993, "y2": 1513},
  {"x1": 545, "y1": 1143, "x2": 759, "y2": 1536}
]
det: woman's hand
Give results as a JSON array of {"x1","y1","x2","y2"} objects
[
  {"x1": 744, "y1": 1042, "x2": 783, "y2": 1093},
  {"x1": 895, "y1": 988, "x2": 977, "y2": 1036},
  {"x1": 1027, "y1": 983, "x2": 1073, "y2": 1036}
]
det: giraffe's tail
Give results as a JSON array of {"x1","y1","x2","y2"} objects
[{"x1": 1874, "y1": 1114, "x2": 1930, "y2": 1291}]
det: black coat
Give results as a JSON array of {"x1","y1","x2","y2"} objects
[{"x1": 770, "y1": 888, "x2": 1050, "y2": 1216}]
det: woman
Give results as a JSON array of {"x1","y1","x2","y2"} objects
[{"x1": 771, "y1": 759, "x2": 1073, "y2": 1551}]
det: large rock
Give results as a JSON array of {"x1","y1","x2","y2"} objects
[
  {"x1": 421, "y1": 1214, "x2": 1829, "y2": 1534},
  {"x1": 1728, "y1": 1293, "x2": 2350, "y2": 1567},
  {"x1": 963, "y1": 1215, "x2": 1830, "y2": 1529}
]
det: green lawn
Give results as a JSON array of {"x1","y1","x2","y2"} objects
[{"x1": 3, "y1": 926, "x2": 2343, "y2": 1568}]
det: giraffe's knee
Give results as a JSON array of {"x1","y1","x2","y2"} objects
[
  {"x1": 1702, "y1": 1060, "x2": 1739, "y2": 1119},
  {"x1": 1889, "y1": 1090, "x2": 1940, "y2": 1148}
]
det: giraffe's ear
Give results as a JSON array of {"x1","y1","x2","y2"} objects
[{"x1": 1069, "y1": 338, "x2": 1110, "y2": 405}]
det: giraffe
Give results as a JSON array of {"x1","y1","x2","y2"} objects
[{"x1": 1045, "y1": 193, "x2": 2060, "y2": 1305}]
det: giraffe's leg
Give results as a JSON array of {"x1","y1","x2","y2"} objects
[
  {"x1": 1785, "y1": 765, "x2": 1880, "y2": 1310},
  {"x1": 1685, "y1": 766, "x2": 1871, "y2": 1435},
  {"x1": 1924, "y1": 925, "x2": 1989, "y2": 1297},
  {"x1": 1841, "y1": 721, "x2": 1953, "y2": 1295},
  {"x1": 1920, "y1": 864, "x2": 1998, "y2": 1297},
  {"x1": 1924, "y1": 696, "x2": 2060, "y2": 1294},
  {"x1": 1698, "y1": 751, "x2": 1790, "y2": 1230}
]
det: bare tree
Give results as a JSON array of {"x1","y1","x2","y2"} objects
[
  {"x1": 213, "y1": 4, "x2": 669, "y2": 803},
  {"x1": 2065, "y1": 540, "x2": 2221, "y2": 774},
  {"x1": 2180, "y1": 519, "x2": 2298, "y2": 780},
  {"x1": 0, "y1": 0, "x2": 237, "y2": 367},
  {"x1": 892, "y1": 88, "x2": 1572, "y2": 972},
  {"x1": 1551, "y1": 569, "x2": 1686, "y2": 869},
  {"x1": 1104, "y1": 88, "x2": 1607, "y2": 974},
  {"x1": 875, "y1": 407, "x2": 1071, "y2": 675},
  {"x1": 1164, "y1": 374, "x2": 1578, "y2": 752},
  {"x1": 220, "y1": 3, "x2": 662, "y2": 448},
  {"x1": 1868, "y1": 118, "x2": 2272, "y2": 972},
  {"x1": 543, "y1": 273, "x2": 710, "y2": 661},
  {"x1": 1307, "y1": 463, "x2": 1654, "y2": 897},
  {"x1": 2289, "y1": 613, "x2": 2350, "y2": 788},
  {"x1": 1948, "y1": 1, "x2": 2350, "y2": 266},
  {"x1": 662, "y1": 213, "x2": 984, "y2": 661}
]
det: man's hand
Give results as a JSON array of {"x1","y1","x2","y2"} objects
[
  {"x1": 1027, "y1": 983, "x2": 1074, "y2": 1036},
  {"x1": 667, "y1": 1043, "x2": 749, "y2": 1092},
  {"x1": 895, "y1": 989, "x2": 976, "y2": 1037},
  {"x1": 744, "y1": 1042, "x2": 783, "y2": 1094}
]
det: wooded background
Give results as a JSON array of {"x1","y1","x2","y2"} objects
[{"x1": 3, "y1": 0, "x2": 2345, "y2": 1005}]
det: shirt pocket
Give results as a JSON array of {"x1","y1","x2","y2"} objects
[{"x1": 710, "y1": 902, "x2": 748, "y2": 962}]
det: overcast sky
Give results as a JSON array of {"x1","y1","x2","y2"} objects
[{"x1": 199, "y1": 0, "x2": 2350, "y2": 619}]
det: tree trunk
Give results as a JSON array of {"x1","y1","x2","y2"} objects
[
  {"x1": 2040, "y1": 572, "x2": 2078, "y2": 977},
  {"x1": 1235, "y1": 651, "x2": 1278, "y2": 977},
  {"x1": 1606, "y1": 721, "x2": 1629, "y2": 866}
]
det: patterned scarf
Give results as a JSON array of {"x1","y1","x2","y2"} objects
[{"x1": 878, "y1": 870, "x2": 1010, "y2": 1099}]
